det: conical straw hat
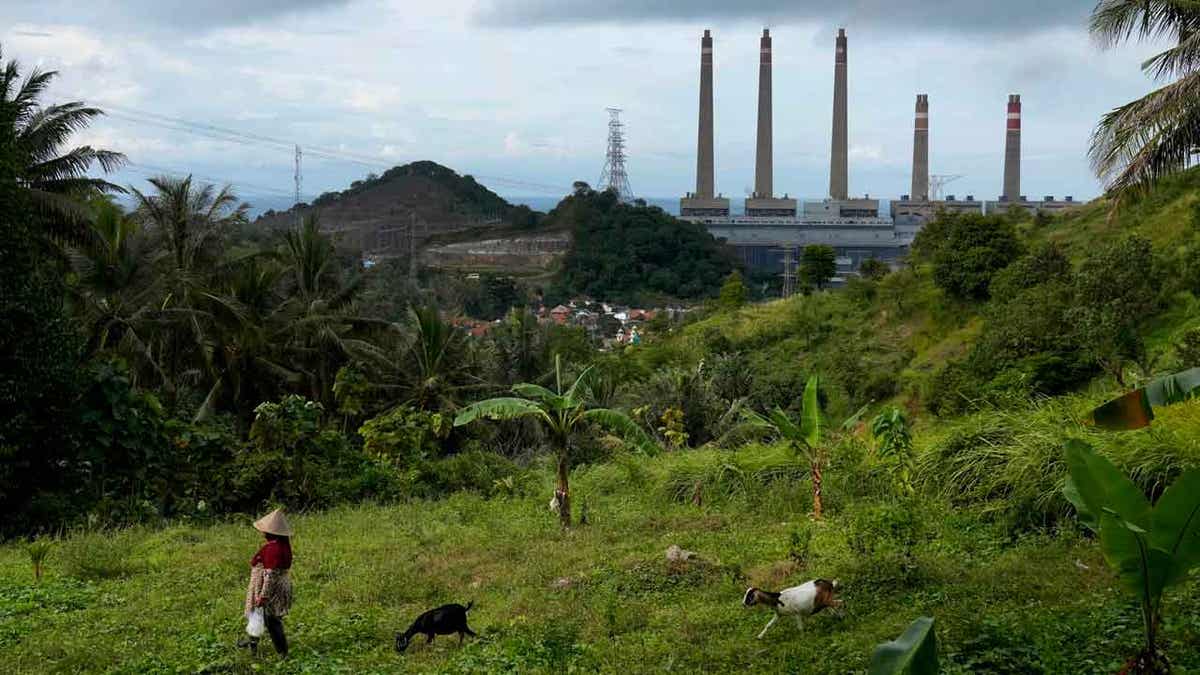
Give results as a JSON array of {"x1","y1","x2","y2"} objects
[{"x1": 253, "y1": 508, "x2": 293, "y2": 537}]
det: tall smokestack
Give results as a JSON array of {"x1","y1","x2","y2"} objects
[
  {"x1": 754, "y1": 28, "x2": 773, "y2": 198},
  {"x1": 911, "y1": 94, "x2": 929, "y2": 201},
  {"x1": 829, "y1": 28, "x2": 848, "y2": 200},
  {"x1": 695, "y1": 29, "x2": 715, "y2": 199},
  {"x1": 1002, "y1": 94, "x2": 1021, "y2": 200}
]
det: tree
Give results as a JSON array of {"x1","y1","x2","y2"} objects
[
  {"x1": 0, "y1": 105, "x2": 85, "y2": 533},
  {"x1": 454, "y1": 355, "x2": 654, "y2": 527},
  {"x1": 1, "y1": 44, "x2": 125, "y2": 245},
  {"x1": 130, "y1": 175, "x2": 250, "y2": 406},
  {"x1": 1089, "y1": 1, "x2": 1200, "y2": 198},
  {"x1": 741, "y1": 375, "x2": 864, "y2": 519},
  {"x1": 800, "y1": 245, "x2": 837, "y2": 291},
  {"x1": 718, "y1": 270, "x2": 747, "y2": 310},
  {"x1": 927, "y1": 213, "x2": 1023, "y2": 301},
  {"x1": 858, "y1": 257, "x2": 889, "y2": 281},
  {"x1": 1070, "y1": 236, "x2": 1159, "y2": 386}
]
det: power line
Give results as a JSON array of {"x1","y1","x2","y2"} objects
[
  {"x1": 81, "y1": 97, "x2": 569, "y2": 194},
  {"x1": 124, "y1": 161, "x2": 315, "y2": 200}
]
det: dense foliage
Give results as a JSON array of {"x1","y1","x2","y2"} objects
[{"x1": 548, "y1": 184, "x2": 738, "y2": 304}]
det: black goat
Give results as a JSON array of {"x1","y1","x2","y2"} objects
[{"x1": 395, "y1": 602, "x2": 476, "y2": 653}]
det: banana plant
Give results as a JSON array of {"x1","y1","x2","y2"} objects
[
  {"x1": 1063, "y1": 439, "x2": 1200, "y2": 673},
  {"x1": 869, "y1": 616, "x2": 938, "y2": 675},
  {"x1": 455, "y1": 355, "x2": 656, "y2": 527},
  {"x1": 1090, "y1": 367, "x2": 1200, "y2": 430},
  {"x1": 740, "y1": 375, "x2": 865, "y2": 519}
]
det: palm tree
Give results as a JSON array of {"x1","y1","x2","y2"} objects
[
  {"x1": 741, "y1": 375, "x2": 865, "y2": 519},
  {"x1": 397, "y1": 304, "x2": 479, "y2": 411},
  {"x1": 1089, "y1": 1, "x2": 1200, "y2": 198},
  {"x1": 455, "y1": 355, "x2": 655, "y2": 527},
  {"x1": 129, "y1": 175, "x2": 249, "y2": 406},
  {"x1": 69, "y1": 198, "x2": 162, "y2": 382},
  {"x1": 274, "y1": 215, "x2": 389, "y2": 408},
  {"x1": 0, "y1": 44, "x2": 125, "y2": 244}
]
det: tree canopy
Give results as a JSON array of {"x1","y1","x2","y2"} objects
[{"x1": 548, "y1": 186, "x2": 738, "y2": 304}]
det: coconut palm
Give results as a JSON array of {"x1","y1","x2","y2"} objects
[
  {"x1": 1089, "y1": 1, "x2": 1200, "y2": 198},
  {"x1": 274, "y1": 215, "x2": 390, "y2": 408},
  {"x1": 455, "y1": 355, "x2": 655, "y2": 527},
  {"x1": 69, "y1": 198, "x2": 163, "y2": 384},
  {"x1": 740, "y1": 375, "x2": 865, "y2": 519},
  {"x1": 127, "y1": 175, "x2": 250, "y2": 405},
  {"x1": 0, "y1": 44, "x2": 125, "y2": 244}
]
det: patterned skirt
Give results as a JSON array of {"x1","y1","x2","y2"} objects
[{"x1": 244, "y1": 565, "x2": 294, "y2": 618}]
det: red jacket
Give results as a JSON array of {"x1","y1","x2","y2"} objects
[{"x1": 251, "y1": 539, "x2": 292, "y2": 570}]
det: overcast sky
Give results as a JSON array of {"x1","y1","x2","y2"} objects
[{"x1": 3, "y1": 0, "x2": 1168, "y2": 208}]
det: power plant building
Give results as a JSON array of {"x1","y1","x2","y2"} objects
[{"x1": 677, "y1": 28, "x2": 1082, "y2": 282}]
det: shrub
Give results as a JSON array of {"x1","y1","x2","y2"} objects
[
  {"x1": 846, "y1": 501, "x2": 927, "y2": 585},
  {"x1": 1176, "y1": 327, "x2": 1200, "y2": 368},
  {"x1": 409, "y1": 450, "x2": 523, "y2": 498},
  {"x1": 27, "y1": 538, "x2": 53, "y2": 582},
  {"x1": 60, "y1": 530, "x2": 147, "y2": 581},
  {"x1": 358, "y1": 405, "x2": 451, "y2": 466},
  {"x1": 227, "y1": 395, "x2": 373, "y2": 509}
]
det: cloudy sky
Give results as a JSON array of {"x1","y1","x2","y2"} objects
[{"x1": 3, "y1": 0, "x2": 1168, "y2": 208}]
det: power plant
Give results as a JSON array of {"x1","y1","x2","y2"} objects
[{"x1": 677, "y1": 28, "x2": 1079, "y2": 283}]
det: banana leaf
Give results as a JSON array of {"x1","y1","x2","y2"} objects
[
  {"x1": 1089, "y1": 367, "x2": 1200, "y2": 430},
  {"x1": 868, "y1": 616, "x2": 938, "y2": 675}
]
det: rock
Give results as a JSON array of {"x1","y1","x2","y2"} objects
[
  {"x1": 666, "y1": 545, "x2": 698, "y2": 563},
  {"x1": 551, "y1": 577, "x2": 573, "y2": 590}
]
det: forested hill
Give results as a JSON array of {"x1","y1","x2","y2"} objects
[
  {"x1": 630, "y1": 167, "x2": 1200, "y2": 425},
  {"x1": 546, "y1": 186, "x2": 738, "y2": 304},
  {"x1": 254, "y1": 160, "x2": 540, "y2": 234}
]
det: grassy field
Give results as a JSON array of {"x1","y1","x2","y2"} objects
[{"x1": 3, "y1": 437, "x2": 1200, "y2": 674}]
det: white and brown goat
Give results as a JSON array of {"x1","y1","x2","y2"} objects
[{"x1": 743, "y1": 579, "x2": 842, "y2": 639}]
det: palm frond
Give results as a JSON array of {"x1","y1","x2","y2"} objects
[
  {"x1": 1090, "y1": 0, "x2": 1200, "y2": 49},
  {"x1": 1089, "y1": 71, "x2": 1200, "y2": 197}
]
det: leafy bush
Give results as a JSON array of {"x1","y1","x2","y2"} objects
[
  {"x1": 227, "y1": 395, "x2": 379, "y2": 510},
  {"x1": 358, "y1": 405, "x2": 451, "y2": 466}
]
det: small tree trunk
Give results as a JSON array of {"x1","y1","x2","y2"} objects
[
  {"x1": 810, "y1": 461, "x2": 823, "y2": 520},
  {"x1": 556, "y1": 454, "x2": 571, "y2": 528}
]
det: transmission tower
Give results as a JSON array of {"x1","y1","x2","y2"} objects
[
  {"x1": 773, "y1": 245, "x2": 799, "y2": 298},
  {"x1": 294, "y1": 145, "x2": 303, "y2": 225},
  {"x1": 929, "y1": 173, "x2": 964, "y2": 201},
  {"x1": 598, "y1": 107, "x2": 634, "y2": 202}
]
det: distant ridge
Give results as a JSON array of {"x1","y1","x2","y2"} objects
[{"x1": 253, "y1": 160, "x2": 541, "y2": 251}]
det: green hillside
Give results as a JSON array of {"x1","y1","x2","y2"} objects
[{"x1": 6, "y1": 175, "x2": 1200, "y2": 673}]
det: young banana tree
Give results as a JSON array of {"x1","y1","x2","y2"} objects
[
  {"x1": 1063, "y1": 440, "x2": 1200, "y2": 673},
  {"x1": 741, "y1": 375, "x2": 863, "y2": 519},
  {"x1": 455, "y1": 355, "x2": 655, "y2": 527}
]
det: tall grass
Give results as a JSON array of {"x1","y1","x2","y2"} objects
[{"x1": 915, "y1": 396, "x2": 1200, "y2": 529}]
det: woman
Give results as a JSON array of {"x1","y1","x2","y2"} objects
[{"x1": 241, "y1": 508, "x2": 294, "y2": 657}]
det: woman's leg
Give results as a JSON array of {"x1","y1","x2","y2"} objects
[{"x1": 265, "y1": 615, "x2": 288, "y2": 657}]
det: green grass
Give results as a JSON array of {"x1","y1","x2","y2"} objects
[{"x1": 3, "y1": 439, "x2": 1200, "y2": 673}]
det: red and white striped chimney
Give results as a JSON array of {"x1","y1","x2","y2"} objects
[{"x1": 1002, "y1": 94, "x2": 1021, "y2": 201}]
